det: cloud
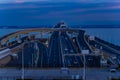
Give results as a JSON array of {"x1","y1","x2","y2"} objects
[
  {"x1": 0, "y1": 2, "x2": 66, "y2": 10},
  {"x1": 0, "y1": 0, "x2": 49, "y2": 4},
  {"x1": 1, "y1": 0, "x2": 120, "y2": 4},
  {"x1": 47, "y1": 4, "x2": 120, "y2": 15},
  {"x1": 0, "y1": 1, "x2": 120, "y2": 25}
]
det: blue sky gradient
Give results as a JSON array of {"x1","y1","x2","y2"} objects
[{"x1": 0, "y1": 0, "x2": 120, "y2": 26}]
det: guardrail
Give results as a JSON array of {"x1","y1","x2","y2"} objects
[
  {"x1": 94, "y1": 40, "x2": 120, "y2": 55},
  {"x1": 0, "y1": 49, "x2": 12, "y2": 60},
  {"x1": 84, "y1": 35, "x2": 93, "y2": 53}
]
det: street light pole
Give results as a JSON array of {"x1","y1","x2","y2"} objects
[
  {"x1": 82, "y1": 50, "x2": 89, "y2": 80},
  {"x1": 22, "y1": 44, "x2": 24, "y2": 79},
  {"x1": 83, "y1": 54, "x2": 86, "y2": 80}
]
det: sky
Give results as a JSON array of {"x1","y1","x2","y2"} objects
[{"x1": 0, "y1": 0, "x2": 120, "y2": 26}]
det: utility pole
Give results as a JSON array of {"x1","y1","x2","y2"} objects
[
  {"x1": 83, "y1": 54, "x2": 86, "y2": 80},
  {"x1": 82, "y1": 50, "x2": 89, "y2": 80},
  {"x1": 21, "y1": 44, "x2": 24, "y2": 79}
]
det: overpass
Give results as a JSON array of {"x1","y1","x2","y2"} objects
[{"x1": 0, "y1": 22, "x2": 120, "y2": 68}]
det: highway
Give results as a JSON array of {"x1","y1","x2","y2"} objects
[
  {"x1": 37, "y1": 42, "x2": 48, "y2": 67},
  {"x1": 76, "y1": 31, "x2": 93, "y2": 53},
  {"x1": 6, "y1": 41, "x2": 37, "y2": 67},
  {"x1": 48, "y1": 31, "x2": 62, "y2": 67},
  {"x1": 95, "y1": 37, "x2": 120, "y2": 55},
  {"x1": 85, "y1": 55, "x2": 100, "y2": 67},
  {"x1": 1, "y1": 22, "x2": 120, "y2": 68},
  {"x1": 60, "y1": 32, "x2": 83, "y2": 67},
  {"x1": 6, "y1": 41, "x2": 49, "y2": 68},
  {"x1": 1, "y1": 68, "x2": 120, "y2": 80},
  {"x1": 1, "y1": 22, "x2": 120, "y2": 80},
  {"x1": 90, "y1": 38, "x2": 120, "y2": 55},
  {"x1": 95, "y1": 37, "x2": 120, "y2": 51},
  {"x1": 0, "y1": 36, "x2": 28, "y2": 61},
  {"x1": 75, "y1": 31, "x2": 101, "y2": 67},
  {"x1": 89, "y1": 38, "x2": 120, "y2": 66},
  {"x1": 72, "y1": 37, "x2": 81, "y2": 53}
]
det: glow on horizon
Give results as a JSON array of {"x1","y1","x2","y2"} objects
[
  {"x1": 1, "y1": 0, "x2": 120, "y2": 4},
  {"x1": 15, "y1": 0, "x2": 24, "y2": 3},
  {"x1": 0, "y1": 0, "x2": 45, "y2": 3}
]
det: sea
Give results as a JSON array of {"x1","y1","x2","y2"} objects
[{"x1": 0, "y1": 28, "x2": 120, "y2": 46}]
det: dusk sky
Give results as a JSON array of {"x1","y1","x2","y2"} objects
[{"x1": 0, "y1": 0, "x2": 120, "y2": 26}]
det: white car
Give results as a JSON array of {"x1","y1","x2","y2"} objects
[
  {"x1": 64, "y1": 48, "x2": 68, "y2": 51},
  {"x1": 110, "y1": 68, "x2": 116, "y2": 72}
]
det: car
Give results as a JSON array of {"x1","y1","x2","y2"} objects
[
  {"x1": 112, "y1": 56, "x2": 117, "y2": 59},
  {"x1": 110, "y1": 68, "x2": 116, "y2": 72},
  {"x1": 60, "y1": 67, "x2": 69, "y2": 74},
  {"x1": 17, "y1": 40, "x2": 22, "y2": 43},
  {"x1": 70, "y1": 50, "x2": 73, "y2": 53},
  {"x1": 64, "y1": 48, "x2": 68, "y2": 51},
  {"x1": 74, "y1": 61, "x2": 78, "y2": 64}
]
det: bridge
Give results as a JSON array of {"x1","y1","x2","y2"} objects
[{"x1": 0, "y1": 22, "x2": 120, "y2": 68}]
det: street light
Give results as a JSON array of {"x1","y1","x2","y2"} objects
[
  {"x1": 21, "y1": 43, "x2": 24, "y2": 79},
  {"x1": 83, "y1": 54, "x2": 86, "y2": 80},
  {"x1": 82, "y1": 50, "x2": 89, "y2": 80}
]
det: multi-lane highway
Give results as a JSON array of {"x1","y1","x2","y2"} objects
[
  {"x1": 60, "y1": 32, "x2": 83, "y2": 67},
  {"x1": 1, "y1": 22, "x2": 120, "y2": 68},
  {"x1": 89, "y1": 37, "x2": 120, "y2": 66},
  {"x1": 37, "y1": 42, "x2": 48, "y2": 67},
  {"x1": 48, "y1": 31, "x2": 62, "y2": 67},
  {"x1": 3, "y1": 22, "x2": 102, "y2": 68},
  {"x1": 6, "y1": 41, "x2": 48, "y2": 68},
  {"x1": 76, "y1": 31, "x2": 93, "y2": 53}
]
